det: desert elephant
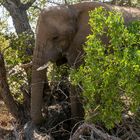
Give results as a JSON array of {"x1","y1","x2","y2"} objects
[{"x1": 31, "y1": 1, "x2": 140, "y2": 124}]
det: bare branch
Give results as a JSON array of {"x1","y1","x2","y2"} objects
[
  {"x1": 2, "y1": 0, "x2": 21, "y2": 7},
  {"x1": 70, "y1": 123, "x2": 121, "y2": 140},
  {"x1": 22, "y1": 0, "x2": 36, "y2": 10},
  {"x1": 20, "y1": 62, "x2": 32, "y2": 70},
  {"x1": 47, "y1": 0, "x2": 62, "y2": 5},
  {"x1": 31, "y1": 5, "x2": 42, "y2": 11},
  {"x1": 0, "y1": 52, "x2": 20, "y2": 120}
]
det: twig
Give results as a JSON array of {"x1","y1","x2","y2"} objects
[
  {"x1": 70, "y1": 123, "x2": 121, "y2": 140},
  {"x1": 12, "y1": 121, "x2": 20, "y2": 140},
  {"x1": 56, "y1": 81, "x2": 68, "y2": 99},
  {"x1": 31, "y1": 5, "x2": 42, "y2": 11},
  {"x1": 20, "y1": 62, "x2": 32, "y2": 69},
  {"x1": 47, "y1": 0, "x2": 62, "y2": 5}
]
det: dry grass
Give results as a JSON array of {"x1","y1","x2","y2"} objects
[{"x1": 0, "y1": 100, "x2": 15, "y2": 140}]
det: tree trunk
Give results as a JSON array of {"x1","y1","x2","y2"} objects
[
  {"x1": 0, "y1": 0, "x2": 36, "y2": 123},
  {"x1": 2, "y1": 0, "x2": 35, "y2": 75},
  {"x1": 0, "y1": 53, "x2": 21, "y2": 120},
  {"x1": 2, "y1": 0, "x2": 34, "y2": 35},
  {"x1": 2, "y1": 0, "x2": 35, "y2": 59}
]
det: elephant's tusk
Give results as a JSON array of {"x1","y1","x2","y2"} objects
[{"x1": 37, "y1": 63, "x2": 49, "y2": 71}]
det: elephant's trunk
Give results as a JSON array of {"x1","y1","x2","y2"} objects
[
  {"x1": 31, "y1": 44, "x2": 47, "y2": 124},
  {"x1": 31, "y1": 13, "x2": 48, "y2": 124}
]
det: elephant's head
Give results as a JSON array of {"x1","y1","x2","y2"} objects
[
  {"x1": 31, "y1": 5, "x2": 83, "y2": 124},
  {"x1": 36, "y1": 6, "x2": 78, "y2": 66}
]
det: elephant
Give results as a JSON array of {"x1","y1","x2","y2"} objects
[{"x1": 31, "y1": 1, "x2": 140, "y2": 124}]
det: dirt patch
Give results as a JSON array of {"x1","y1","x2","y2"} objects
[{"x1": 0, "y1": 100, "x2": 15, "y2": 140}]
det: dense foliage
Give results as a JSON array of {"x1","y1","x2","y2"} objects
[
  {"x1": 1, "y1": 32, "x2": 33, "y2": 103},
  {"x1": 70, "y1": 7, "x2": 140, "y2": 129}
]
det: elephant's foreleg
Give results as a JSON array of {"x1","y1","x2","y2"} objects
[
  {"x1": 70, "y1": 85, "x2": 84, "y2": 125},
  {"x1": 31, "y1": 69, "x2": 46, "y2": 124}
]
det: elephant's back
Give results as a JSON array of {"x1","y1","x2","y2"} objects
[
  {"x1": 73, "y1": 2, "x2": 140, "y2": 22},
  {"x1": 72, "y1": 1, "x2": 110, "y2": 12},
  {"x1": 112, "y1": 6, "x2": 140, "y2": 22}
]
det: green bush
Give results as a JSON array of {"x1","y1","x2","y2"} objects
[
  {"x1": 70, "y1": 7, "x2": 140, "y2": 129},
  {"x1": 0, "y1": 33, "x2": 32, "y2": 102}
]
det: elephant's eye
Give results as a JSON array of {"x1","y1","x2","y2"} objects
[{"x1": 52, "y1": 36, "x2": 59, "y2": 41}]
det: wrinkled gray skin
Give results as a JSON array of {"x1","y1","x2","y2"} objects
[{"x1": 31, "y1": 2, "x2": 140, "y2": 124}]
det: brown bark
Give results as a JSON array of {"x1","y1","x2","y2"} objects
[
  {"x1": 0, "y1": 52, "x2": 20, "y2": 120},
  {"x1": 0, "y1": 1, "x2": 36, "y2": 119},
  {"x1": 2, "y1": 0, "x2": 34, "y2": 35},
  {"x1": 2, "y1": 0, "x2": 35, "y2": 58}
]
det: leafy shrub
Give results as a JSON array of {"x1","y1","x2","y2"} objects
[
  {"x1": 0, "y1": 34, "x2": 9, "y2": 52},
  {"x1": 0, "y1": 33, "x2": 32, "y2": 102},
  {"x1": 47, "y1": 63, "x2": 69, "y2": 83},
  {"x1": 5, "y1": 32, "x2": 33, "y2": 64},
  {"x1": 70, "y1": 7, "x2": 140, "y2": 129}
]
